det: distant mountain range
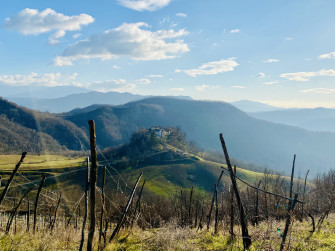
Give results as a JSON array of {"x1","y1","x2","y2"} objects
[
  {"x1": 5, "y1": 89, "x2": 192, "y2": 113},
  {"x1": 62, "y1": 97, "x2": 335, "y2": 175},
  {"x1": 250, "y1": 108, "x2": 335, "y2": 132},
  {"x1": 2, "y1": 96, "x2": 335, "y2": 175},
  {"x1": 231, "y1": 100, "x2": 280, "y2": 113}
]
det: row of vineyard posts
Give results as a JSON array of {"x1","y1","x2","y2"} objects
[{"x1": 0, "y1": 119, "x2": 328, "y2": 251}]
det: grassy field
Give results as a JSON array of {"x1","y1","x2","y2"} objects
[{"x1": 0, "y1": 214, "x2": 334, "y2": 250}]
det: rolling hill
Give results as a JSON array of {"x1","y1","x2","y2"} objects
[
  {"x1": 63, "y1": 97, "x2": 335, "y2": 175},
  {"x1": 0, "y1": 98, "x2": 89, "y2": 153}
]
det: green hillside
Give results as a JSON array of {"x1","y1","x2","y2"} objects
[{"x1": 0, "y1": 98, "x2": 89, "y2": 153}]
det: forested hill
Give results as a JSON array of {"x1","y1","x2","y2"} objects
[
  {"x1": 64, "y1": 97, "x2": 335, "y2": 175},
  {"x1": 0, "y1": 98, "x2": 89, "y2": 153}
]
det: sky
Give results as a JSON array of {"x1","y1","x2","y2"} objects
[{"x1": 1, "y1": 0, "x2": 335, "y2": 108}]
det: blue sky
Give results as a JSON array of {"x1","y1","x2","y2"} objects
[{"x1": 1, "y1": 0, "x2": 335, "y2": 107}]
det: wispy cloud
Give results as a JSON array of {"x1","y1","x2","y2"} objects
[
  {"x1": 229, "y1": 29, "x2": 240, "y2": 33},
  {"x1": 53, "y1": 22, "x2": 189, "y2": 66},
  {"x1": 195, "y1": 84, "x2": 219, "y2": 91},
  {"x1": 231, "y1": 85, "x2": 245, "y2": 89},
  {"x1": 285, "y1": 37, "x2": 293, "y2": 41},
  {"x1": 262, "y1": 81, "x2": 279, "y2": 85},
  {"x1": 170, "y1": 87, "x2": 184, "y2": 91},
  {"x1": 0, "y1": 72, "x2": 79, "y2": 87},
  {"x1": 88, "y1": 79, "x2": 136, "y2": 92},
  {"x1": 263, "y1": 59, "x2": 279, "y2": 63},
  {"x1": 146, "y1": 74, "x2": 163, "y2": 78},
  {"x1": 113, "y1": 65, "x2": 121, "y2": 69},
  {"x1": 176, "y1": 13, "x2": 187, "y2": 18},
  {"x1": 3, "y1": 8, "x2": 94, "y2": 44},
  {"x1": 301, "y1": 88, "x2": 335, "y2": 94},
  {"x1": 176, "y1": 58, "x2": 238, "y2": 77},
  {"x1": 281, "y1": 69, "x2": 335, "y2": 81},
  {"x1": 257, "y1": 72, "x2": 266, "y2": 78},
  {"x1": 117, "y1": 0, "x2": 171, "y2": 11},
  {"x1": 319, "y1": 52, "x2": 335, "y2": 59}
]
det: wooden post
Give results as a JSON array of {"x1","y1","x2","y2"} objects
[
  {"x1": 280, "y1": 193, "x2": 299, "y2": 251},
  {"x1": 189, "y1": 186, "x2": 193, "y2": 226},
  {"x1": 289, "y1": 155, "x2": 296, "y2": 201},
  {"x1": 230, "y1": 166, "x2": 236, "y2": 238},
  {"x1": 50, "y1": 193, "x2": 61, "y2": 233},
  {"x1": 207, "y1": 170, "x2": 224, "y2": 230},
  {"x1": 34, "y1": 174, "x2": 46, "y2": 233},
  {"x1": 214, "y1": 188, "x2": 219, "y2": 234},
  {"x1": 131, "y1": 179, "x2": 146, "y2": 229},
  {"x1": 220, "y1": 134, "x2": 251, "y2": 250},
  {"x1": 109, "y1": 172, "x2": 143, "y2": 242},
  {"x1": 87, "y1": 120, "x2": 98, "y2": 251},
  {"x1": 302, "y1": 170, "x2": 309, "y2": 219},
  {"x1": 79, "y1": 157, "x2": 89, "y2": 251},
  {"x1": 0, "y1": 152, "x2": 27, "y2": 206},
  {"x1": 255, "y1": 180, "x2": 262, "y2": 225},
  {"x1": 27, "y1": 200, "x2": 30, "y2": 232},
  {"x1": 98, "y1": 166, "x2": 106, "y2": 251},
  {"x1": 6, "y1": 187, "x2": 33, "y2": 234}
]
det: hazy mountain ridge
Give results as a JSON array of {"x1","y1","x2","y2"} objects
[
  {"x1": 64, "y1": 97, "x2": 335, "y2": 175},
  {"x1": 250, "y1": 107, "x2": 335, "y2": 132}
]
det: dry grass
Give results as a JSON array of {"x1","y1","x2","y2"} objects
[{"x1": 1, "y1": 214, "x2": 335, "y2": 250}]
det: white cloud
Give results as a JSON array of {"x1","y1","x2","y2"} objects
[
  {"x1": 0, "y1": 72, "x2": 78, "y2": 87},
  {"x1": 263, "y1": 59, "x2": 279, "y2": 63},
  {"x1": 53, "y1": 22, "x2": 189, "y2": 66},
  {"x1": 146, "y1": 74, "x2": 163, "y2": 78},
  {"x1": 170, "y1": 87, "x2": 184, "y2": 91},
  {"x1": 229, "y1": 29, "x2": 240, "y2": 33},
  {"x1": 257, "y1": 72, "x2": 266, "y2": 78},
  {"x1": 319, "y1": 52, "x2": 335, "y2": 59},
  {"x1": 73, "y1": 33, "x2": 82, "y2": 39},
  {"x1": 135, "y1": 78, "x2": 151, "y2": 84},
  {"x1": 262, "y1": 81, "x2": 279, "y2": 85},
  {"x1": 195, "y1": 84, "x2": 219, "y2": 91},
  {"x1": 89, "y1": 79, "x2": 136, "y2": 92},
  {"x1": 113, "y1": 65, "x2": 121, "y2": 69},
  {"x1": 231, "y1": 85, "x2": 246, "y2": 89},
  {"x1": 176, "y1": 58, "x2": 238, "y2": 77},
  {"x1": 118, "y1": 0, "x2": 171, "y2": 11},
  {"x1": 3, "y1": 8, "x2": 94, "y2": 43},
  {"x1": 301, "y1": 88, "x2": 335, "y2": 94},
  {"x1": 281, "y1": 69, "x2": 335, "y2": 81},
  {"x1": 285, "y1": 37, "x2": 293, "y2": 40},
  {"x1": 176, "y1": 13, "x2": 187, "y2": 18}
]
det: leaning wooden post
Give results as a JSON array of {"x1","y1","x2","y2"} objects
[
  {"x1": 33, "y1": 174, "x2": 46, "y2": 233},
  {"x1": 109, "y1": 172, "x2": 143, "y2": 242},
  {"x1": 6, "y1": 187, "x2": 33, "y2": 234},
  {"x1": 254, "y1": 180, "x2": 262, "y2": 225},
  {"x1": 301, "y1": 170, "x2": 309, "y2": 219},
  {"x1": 230, "y1": 166, "x2": 236, "y2": 238},
  {"x1": 131, "y1": 179, "x2": 146, "y2": 229},
  {"x1": 207, "y1": 170, "x2": 224, "y2": 230},
  {"x1": 98, "y1": 166, "x2": 106, "y2": 251},
  {"x1": 280, "y1": 193, "x2": 299, "y2": 251},
  {"x1": 220, "y1": 134, "x2": 251, "y2": 250},
  {"x1": 87, "y1": 120, "x2": 98, "y2": 251},
  {"x1": 79, "y1": 157, "x2": 90, "y2": 251},
  {"x1": 289, "y1": 155, "x2": 296, "y2": 202},
  {"x1": 0, "y1": 152, "x2": 27, "y2": 206},
  {"x1": 50, "y1": 193, "x2": 62, "y2": 233}
]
